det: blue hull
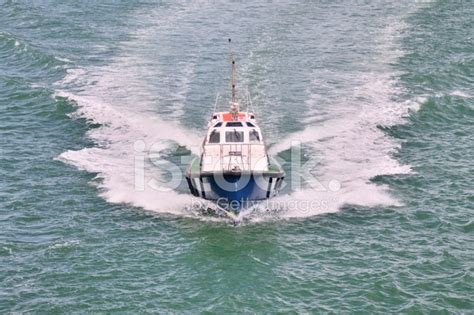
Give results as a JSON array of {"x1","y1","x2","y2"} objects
[{"x1": 186, "y1": 172, "x2": 284, "y2": 209}]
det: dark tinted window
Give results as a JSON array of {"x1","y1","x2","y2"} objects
[
  {"x1": 249, "y1": 129, "x2": 260, "y2": 142},
  {"x1": 246, "y1": 122, "x2": 255, "y2": 127},
  {"x1": 214, "y1": 122, "x2": 222, "y2": 127},
  {"x1": 226, "y1": 122, "x2": 243, "y2": 127},
  {"x1": 209, "y1": 130, "x2": 220, "y2": 143},
  {"x1": 226, "y1": 131, "x2": 244, "y2": 142}
]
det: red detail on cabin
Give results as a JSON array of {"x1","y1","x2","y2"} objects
[{"x1": 222, "y1": 112, "x2": 246, "y2": 121}]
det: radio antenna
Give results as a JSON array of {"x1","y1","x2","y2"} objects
[{"x1": 228, "y1": 38, "x2": 239, "y2": 120}]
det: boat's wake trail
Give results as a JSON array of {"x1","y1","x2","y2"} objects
[
  {"x1": 55, "y1": 3, "x2": 428, "y2": 223},
  {"x1": 55, "y1": 88, "x2": 200, "y2": 215},
  {"x1": 54, "y1": 6, "x2": 208, "y2": 217},
  {"x1": 264, "y1": 16, "x2": 424, "y2": 219}
]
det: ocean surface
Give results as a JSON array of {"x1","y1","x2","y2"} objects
[{"x1": 1, "y1": 0, "x2": 473, "y2": 313}]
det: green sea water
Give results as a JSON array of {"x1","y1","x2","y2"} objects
[{"x1": 1, "y1": 1, "x2": 473, "y2": 313}]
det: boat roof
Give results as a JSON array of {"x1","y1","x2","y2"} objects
[{"x1": 210, "y1": 111, "x2": 256, "y2": 123}]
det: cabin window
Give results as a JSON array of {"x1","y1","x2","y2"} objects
[
  {"x1": 214, "y1": 122, "x2": 222, "y2": 127},
  {"x1": 226, "y1": 122, "x2": 243, "y2": 127},
  {"x1": 209, "y1": 130, "x2": 220, "y2": 143},
  {"x1": 225, "y1": 131, "x2": 244, "y2": 143},
  {"x1": 246, "y1": 122, "x2": 255, "y2": 127},
  {"x1": 249, "y1": 129, "x2": 260, "y2": 142}
]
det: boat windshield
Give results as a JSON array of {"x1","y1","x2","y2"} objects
[
  {"x1": 226, "y1": 122, "x2": 243, "y2": 127},
  {"x1": 225, "y1": 130, "x2": 244, "y2": 143},
  {"x1": 209, "y1": 130, "x2": 220, "y2": 143},
  {"x1": 249, "y1": 129, "x2": 260, "y2": 142}
]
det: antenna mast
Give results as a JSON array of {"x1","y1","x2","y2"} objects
[{"x1": 228, "y1": 38, "x2": 239, "y2": 120}]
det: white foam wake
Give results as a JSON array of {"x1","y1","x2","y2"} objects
[
  {"x1": 55, "y1": 3, "x2": 429, "y2": 222},
  {"x1": 266, "y1": 15, "x2": 424, "y2": 218},
  {"x1": 55, "y1": 89, "x2": 201, "y2": 215},
  {"x1": 55, "y1": 5, "x2": 204, "y2": 216}
]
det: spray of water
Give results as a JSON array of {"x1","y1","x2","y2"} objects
[{"x1": 56, "y1": 4, "x2": 427, "y2": 222}]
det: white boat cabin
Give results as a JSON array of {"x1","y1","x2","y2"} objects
[{"x1": 201, "y1": 109, "x2": 269, "y2": 173}]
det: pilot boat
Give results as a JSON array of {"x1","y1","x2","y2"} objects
[{"x1": 185, "y1": 46, "x2": 284, "y2": 210}]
